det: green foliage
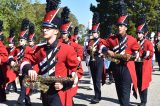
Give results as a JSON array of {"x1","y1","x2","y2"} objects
[
  {"x1": 0, "y1": 0, "x2": 80, "y2": 45},
  {"x1": 93, "y1": 0, "x2": 160, "y2": 38}
]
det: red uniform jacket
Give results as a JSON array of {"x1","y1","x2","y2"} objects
[
  {"x1": 102, "y1": 34, "x2": 140, "y2": 91},
  {"x1": 59, "y1": 38, "x2": 84, "y2": 60},
  {"x1": 139, "y1": 39, "x2": 153, "y2": 91},
  {"x1": 61, "y1": 41, "x2": 84, "y2": 96},
  {"x1": 70, "y1": 35, "x2": 78, "y2": 42},
  {"x1": 69, "y1": 41, "x2": 83, "y2": 60},
  {"x1": 29, "y1": 45, "x2": 39, "y2": 72},
  {"x1": 5, "y1": 46, "x2": 17, "y2": 84},
  {"x1": 0, "y1": 41, "x2": 8, "y2": 88},
  {"x1": 0, "y1": 41, "x2": 8, "y2": 65},
  {"x1": 9, "y1": 45, "x2": 33, "y2": 75},
  {"x1": 20, "y1": 41, "x2": 83, "y2": 106}
]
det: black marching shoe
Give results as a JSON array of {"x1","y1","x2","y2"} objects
[
  {"x1": 25, "y1": 102, "x2": 32, "y2": 106},
  {"x1": 0, "y1": 98, "x2": 6, "y2": 103},
  {"x1": 14, "y1": 101, "x2": 25, "y2": 106},
  {"x1": 0, "y1": 91, "x2": 6, "y2": 103},
  {"x1": 5, "y1": 89, "x2": 9, "y2": 94},
  {"x1": 91, "y1": 97, "x2": 101, "y2": 104},
  {"x1": 25, "y1": 96, "x2": 32, "y2": 106}
]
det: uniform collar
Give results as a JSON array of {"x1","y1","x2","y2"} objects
[
  {"x1": 46, "y1": 39, "x2": 58, "y2": 50},
  {"x1": 117, "y1": 34, "x2": 126, "y2": 42}
]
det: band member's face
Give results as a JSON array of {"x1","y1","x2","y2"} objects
[
  {"x1": 9, "y1": 43, "x2": 14, "y2": 48},
  {"x1": 62, "y1": 33, "x2": 69, "y2": 42},
  {"x1": 158, "y1": 36, "x2": 160, "y2": 40},
  {"x1": 89, "y1": 35, "x2": 94, "y2": 40},
  {"x1": 42, "y1": 27, "x2": 59, "y2": 39},
  {"x1": 92, "y1": 32, "x2": 98, "y2": 38},
  {"x1": 118, "y1": 25, "x2": 127, "y2": 35},
  {"x1": 19, "y1": 39, "x2": 27, "y2": 46},
  {"x1": 75, "y1": 40, "x2": 78, "y2": 43},
  {"x1": 137, "y1": 32, "x2": 144, "y2": 40},
  {"x1": 29, "y1": 41, "x2": 34, "y2": 46}
]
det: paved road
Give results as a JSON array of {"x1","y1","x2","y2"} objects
[{"x1": 0, "y1": 62, "x2": 160, "y2": 106}]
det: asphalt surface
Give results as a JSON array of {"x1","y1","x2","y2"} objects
[{"x1": 0, "y1": 61, "x2": 160, "y2": 106}]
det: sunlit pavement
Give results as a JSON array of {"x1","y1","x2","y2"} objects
[{"x1": 0, "y1": 62, "x2": 160, "y2": 106}]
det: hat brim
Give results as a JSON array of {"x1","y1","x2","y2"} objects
[
  {"x1": 117, "y1": 23, "x2": 128, "y2": 27},
  {"x1": 60, "y1": 31, "x2": 68, "y2": 34},
  {"x1": 19, "y1": 37, "x2": 28, "y2": 40},
  {"x1": 42, "y1": 22, "x2": 58, "y2": 29},
  {"x1": 92, "y1": 30, "x2": 98, "y2": 33},
  {"x1": 136, "y1": 30, "x2": 144, "y2": 33}
]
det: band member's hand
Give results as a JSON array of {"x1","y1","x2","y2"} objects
[
  {"x1": 92, "y1": 46, "x2": 97, "y2": 52},
  {"x1": 124, "y1": 54, "x2": 131, "y2": 61},
  {"x1": 107, "y1": 50, "x2": 115, "y2": 57},
  {"x1": 77, "y1": 56, "x2": 81, "y2": 61},
  {"x1": 28, "y1": 70, "x2": 37, "y2": 81},
  {"x1": 72, "y1": 72, "x2": 78, "y2": 87},
  {"x1": 11, "y1": 61, "x2": 16, "y2": 67},
  {"x1": 55, "y1": 82, "x2": 63, "y2": 90}
]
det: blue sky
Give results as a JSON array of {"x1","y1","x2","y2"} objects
[{"x1": 38, "y1": 0, "x2": 97, "y2": 27}]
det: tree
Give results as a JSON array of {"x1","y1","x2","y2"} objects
[
  {"x1": 0, "y1": 0, "x2": 33, "y2": 44},
  {"x1": 0, "y1": 0, "x2": 79, "y2": 44},
  {"x1": 91, "y1": 0, "x2": 160, "y2": 38}
]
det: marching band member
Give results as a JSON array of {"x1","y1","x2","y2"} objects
[
  {"x1": 88, "y1": 12, "x2": 106, "y2": 104},
  {"x1": 5, "y1": 28, "x2": 17, "y2": 94},
  {"x1": 28, "y1": 23, "x2": 37, "y2": 50},
  {"x1": 101, "y1": 3, "x2": 140, "y2": 105},
  {"x1": 84, "y1": 30, "x2": 93, "y2": 90},
  {"x1": 8, "y1": 19, "x2": 33, "y2": 106},
  {"x1": 20, "y1": 0, "x2": 83, "y2": 106},
  {"x1": 60, "y1": 7, "x2": 83, "y2": 61},
  {"x1": 71, "y1": 26, "x2": 79, "y2": 43},
  {"x1": 60, "y1": 6, "x2": 84, "y2": 99},
  {"x1": 135, "y1": 14, "x2": 153, "y2": 106}
]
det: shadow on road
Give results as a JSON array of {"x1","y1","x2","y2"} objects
[
  {"x1": 1, "y1": 100, "x2": 42, "y2": 106},
  {"x1": 101, "y1": 96, "x2": 119, "y2": 105},
  {"x1": 74, "y1": 93, "x2": 120, "y2": 105},
  {"x1": 152, "y1": 73, "x2": 160, "y2": 76},
  {"x1": 79, "y1": 80, "x2": 90, "y2": 84},
  {"x1": 130, "y1": 101, "x2": 140, "y2": 106},
  {"x1": 74, "y1": 104, "x2": 88, "y2": 106}
]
